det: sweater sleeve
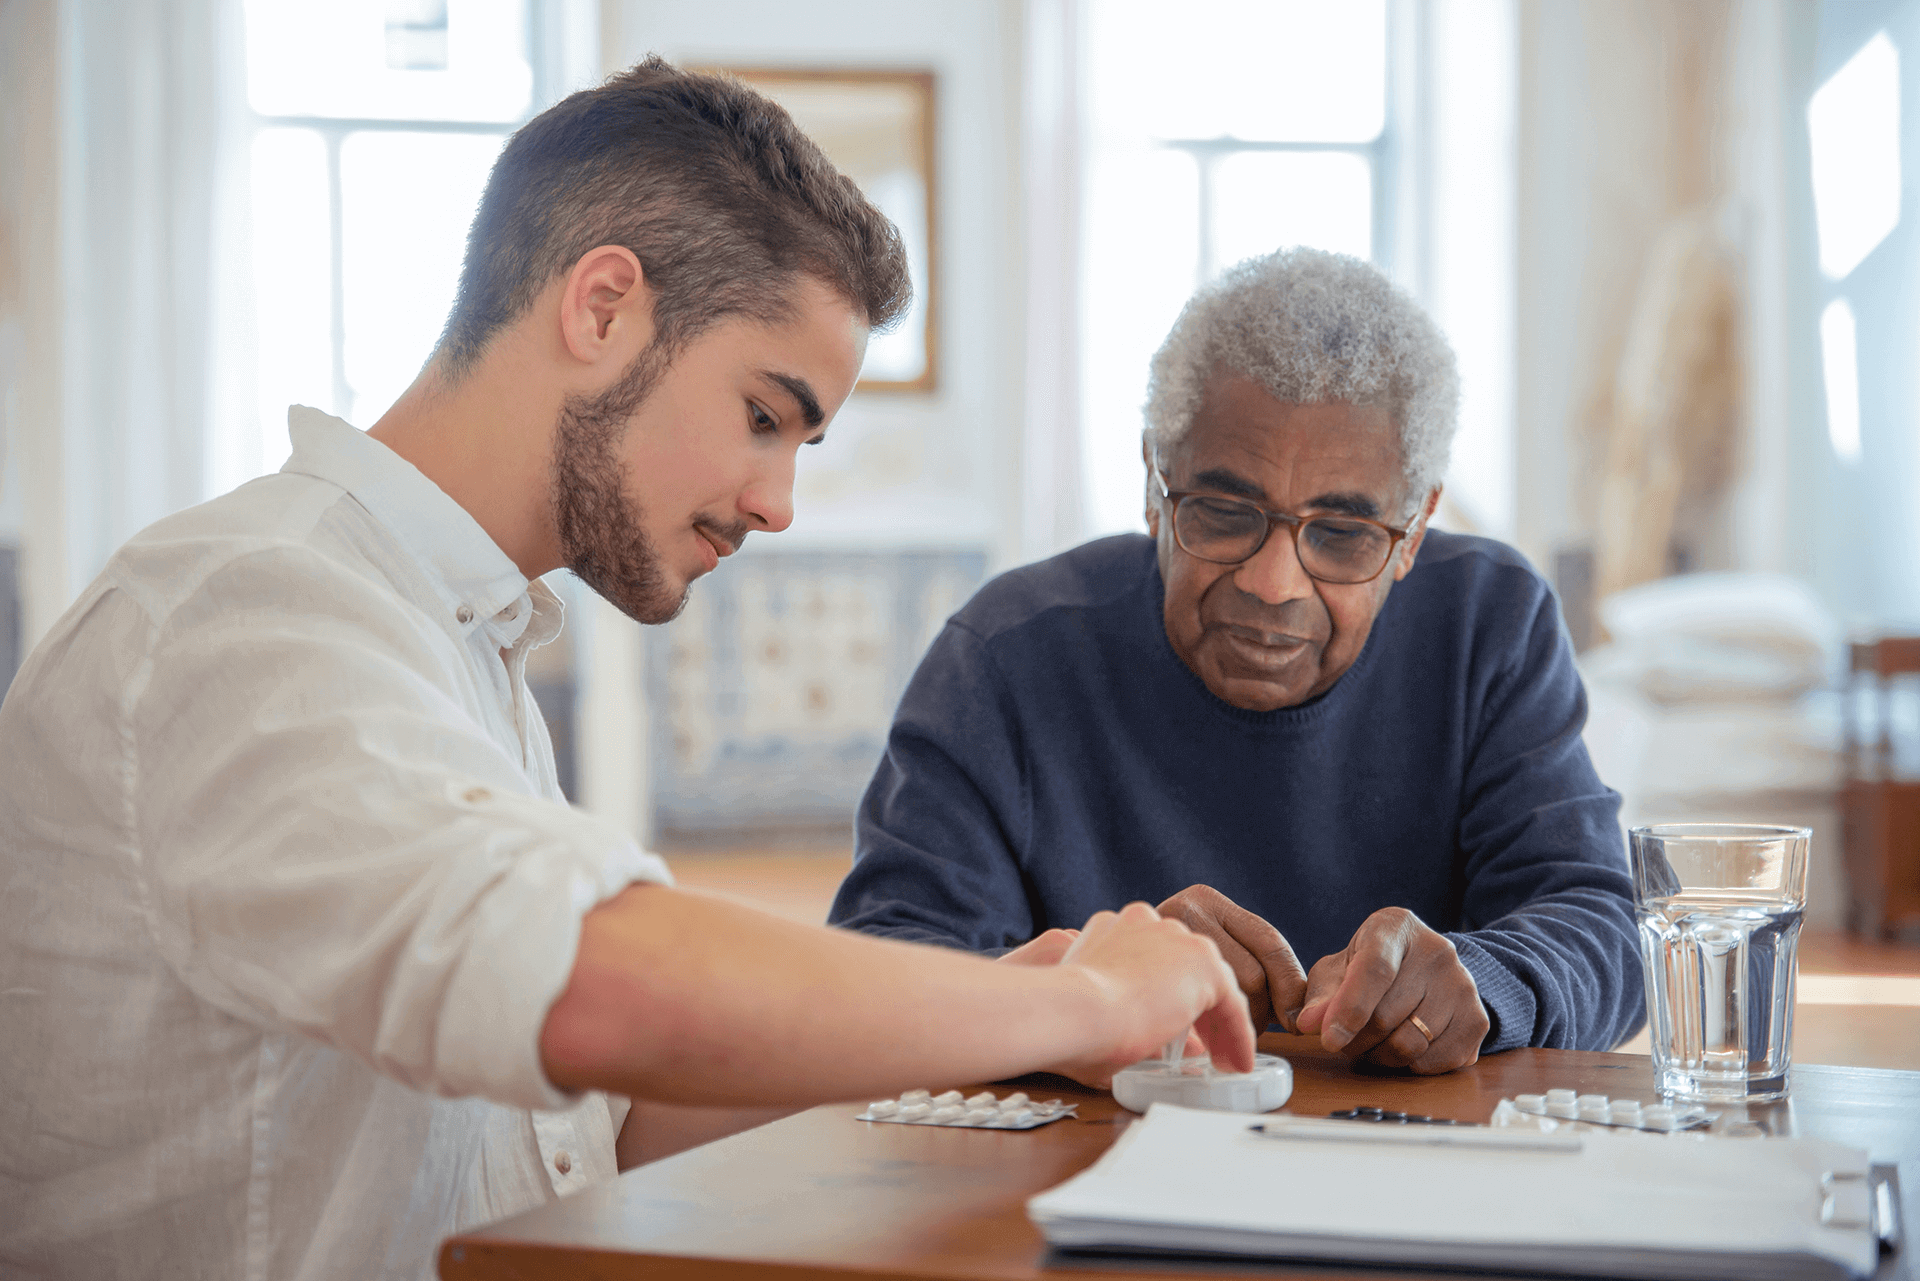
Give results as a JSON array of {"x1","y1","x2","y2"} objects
[
  {"x1": 1445, "y1": 579, "x2": 1646, "y2": 1054},
  {"x1": 828, "y1": 620, "x2": 1037, "y2": 953}
]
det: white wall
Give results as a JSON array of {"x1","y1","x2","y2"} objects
[{"x1": 603, "y1": 0, "x2": 1028, "y2": 570}]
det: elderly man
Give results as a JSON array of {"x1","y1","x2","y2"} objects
[{"x1": 831, "y1": 247, "x2": 1643, "y2": 1074}]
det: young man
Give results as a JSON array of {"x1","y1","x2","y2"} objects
[{"x1": 0, "y1": 59, "x2": 1251, "y2": 1280}]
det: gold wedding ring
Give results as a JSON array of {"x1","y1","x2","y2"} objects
[{"x1": 1407, "y1": 1013, "x2": 1435, "y2": 1044}]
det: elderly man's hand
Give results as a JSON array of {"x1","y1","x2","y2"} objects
[
  {"x1": 1294, "y1": 907, "x2": 1489, "y2": 1073},
  {"x1": 1154, "y1": 885, "x2": 1309, "y2": 1033}
]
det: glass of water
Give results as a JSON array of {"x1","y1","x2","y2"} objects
[{"x1": 1630, "y1": 823, "x2": 1810, "y2": 1102}]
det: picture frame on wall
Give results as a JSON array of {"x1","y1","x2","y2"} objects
[{"x1": 718, "y1": 67, "x2": 938, "y2": 394}]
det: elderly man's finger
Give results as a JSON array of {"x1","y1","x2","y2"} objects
[
  {"x1": 1157, "y1": 885, "x2": 1292, "y2": 1029},
  {"x1": 1410, "y1": 999, "x2": 1489, "y2": 1075},
  {"x1": 1362, "y1": 1003, "x2": 1444, "y2": 1069},
  {"x1": 1317, "y1": 911, "x2": 1416, "y2": 1052},
  {"x1": 1230, "y1": 919, "x2": 1308, "y2": 1032},
  {"x1": 1291, "y1": 952, "x2": 1346, "y2": 1036}
]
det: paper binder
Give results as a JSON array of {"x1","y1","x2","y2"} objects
[{"x1": 1026, "y1": 1104, "x2": 1888, "y2": 1280}]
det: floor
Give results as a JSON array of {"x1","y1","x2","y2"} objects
[{"x1": 667, "y1": 845, "x2": 1920, "y2": 1072}]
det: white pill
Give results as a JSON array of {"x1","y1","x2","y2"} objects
[
  {"x1": 930, "y1": 1105, "x2": 965, "y2": 1123},
  {"x1": 1608, "y1": 1100, "x2": 1643, "y2": 1121},
  {"x1": 1547, "y1": 1099, "x2": 1579, "y2": 1119},
  {"x1": 1004, "y1": 1109, "x2": 1035, "y2": 1126},
  {"x1": 1642, "y1": 1105, "x2": 1677, "y2": 1131},
  {"x1": 897, "y1": 1103, "x2": 932, "y2": 1121},
  {"x1": 901, "y1": 1089, "x2": 931, "y2": 1106},
  {"x1": 965, "y1": 1092, "x2": 997, "y2": 1109},
  {"x1": 999, "y1": 1092, "x2": 1030, "y2": 1110},
  {"x1": 1514, "y1": 1094, "x2": 1547, "y2": 1114},
  {"x1": 868, "y1": 1100, "x2": 899, "y2": 1117},
  {"x1": 1576, "y1": 1094, "x2": 1608, "y2": 1109},
  {"x1": 1578, "y1": 1102, "x2": 1609, "y2": 1122},
  {"x1": 1545, "y1": 1089, "x2": 1577, "y2": 1106},
  {"x1": 932, "y1": 1090, "x2": 965, "y2": 1107},
  {"x1": 965, "y1": 1108, "x2": 998, "y2": 1125}
]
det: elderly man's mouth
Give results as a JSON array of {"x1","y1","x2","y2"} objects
[{"x1": 1219, "y1": 624, "x2": 1313, "y2": 652}]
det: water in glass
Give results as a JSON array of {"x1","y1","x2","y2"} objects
[{"x1": 1637, "y1": 888, "x2": 1802, "y2": 1101}]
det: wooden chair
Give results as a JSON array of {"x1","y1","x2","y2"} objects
[{"x1": 1841, "y1": 636, "x2": 1920, "y2": 939}]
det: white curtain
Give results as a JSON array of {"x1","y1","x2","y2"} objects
[{"x1": 0, "y1": 0, "x2": 252, "y2": 649}]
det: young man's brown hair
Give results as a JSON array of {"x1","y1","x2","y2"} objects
[{"x1": 437, "y1": 54, "x2": 912, "y2": 374}]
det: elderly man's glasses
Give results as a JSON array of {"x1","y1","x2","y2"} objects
[{"x1": 1151, "y1": 463, "x2": 1418, "y2": 585}]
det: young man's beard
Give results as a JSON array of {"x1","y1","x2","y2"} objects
[{"x1": 550, "y1": 343, "x2": 688, "y2": 625}]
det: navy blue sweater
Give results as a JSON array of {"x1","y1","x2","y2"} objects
[{"x1": 830, "y1": 532, "x2": 1644, "y2": 1053}]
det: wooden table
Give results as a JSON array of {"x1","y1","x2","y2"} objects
[{"x1": 441, "y1": 1034, "x2": 1918, "y2": 1281}]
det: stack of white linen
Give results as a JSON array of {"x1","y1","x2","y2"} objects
[{"x1": 1577, "y1": 572, "x2": 1847, "y2": 927}]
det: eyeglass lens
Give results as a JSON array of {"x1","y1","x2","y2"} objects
[{"x1": 1174, "y1": 496, "x2": 1394, "y2": 583}]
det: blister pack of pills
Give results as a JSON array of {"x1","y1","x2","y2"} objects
[
  {"x1": 1491, "y1": 1088, "x2": 1715, "y2": 1133},
  {"x1": 858, "y1": 1089, "x2": 1077, "y2": 1130}
]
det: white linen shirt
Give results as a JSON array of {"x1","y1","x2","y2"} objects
[{"x1": 0, "y1": 408, "x2": 670, "y2": 1280}]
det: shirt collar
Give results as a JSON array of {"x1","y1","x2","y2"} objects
[{"x1": 279, "y1": 406, "x2": 545, "y2": 644}]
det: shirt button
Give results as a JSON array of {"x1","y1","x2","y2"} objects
[
  {"x1": 553, "y1": 1151, "x2": 572, "y2": 1175},
  {"x1": 456, "y1": 605, "x2": 475, "y2": 624}
]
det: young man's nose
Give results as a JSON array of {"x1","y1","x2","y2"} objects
[{"x1": 739, "y1": 458, "x2": 796, "y2": 534}]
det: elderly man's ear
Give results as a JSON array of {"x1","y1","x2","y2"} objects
[
  {"x1": 1392, "y1": 487, "x2": 1444, "y2": 582},
  {"x1": 1140, "y1": 436, "x2": 1161, "y2": 536}
]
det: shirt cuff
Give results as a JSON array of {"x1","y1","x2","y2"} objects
[
  {"x1": 430, "y1": 797, "x2": 672, "y2": 1111},
  {"x1": 1449, "y1": 933, "x2": 1536, "y2": 1055}
]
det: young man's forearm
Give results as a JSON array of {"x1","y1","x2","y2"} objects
[{"x1": 541, "y1": 884, "x2": 1250, "y2": 1106}]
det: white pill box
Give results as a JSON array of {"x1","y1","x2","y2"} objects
[{"x1": 858, "y1": 1089, "x2": 1078, "y2": 1130}]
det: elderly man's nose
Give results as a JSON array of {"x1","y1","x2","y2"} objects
[{"x1": 1232, "y1": 527, "x2": 1314, "y2": 605}]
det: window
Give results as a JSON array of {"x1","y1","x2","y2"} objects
[
  {"x1": 243, "y1": 0, "x2": 541, "y2": 468},
  {"x1": 1079, "y1": 0, "x2": 1392, "y2": 536},
  {"x1": 1808, "y1": 29, "x2": 1900, "y2": 466}
]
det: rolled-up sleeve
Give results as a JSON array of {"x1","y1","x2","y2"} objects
[{"x1": 125, "y1": 548, "x2": 668, "y2": 1111}]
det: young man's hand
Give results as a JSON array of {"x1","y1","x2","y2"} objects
[
  {"x1": 1040, "y1": 902, "x2": 1255, "y2": 1089},
  {"x1": 997, "y1": 927, "x2": 1079, "y2": 967},
  {"x1": 1155, "y1": 884, "x2": 1309, "y2": 1033},
  {"x1": 1293, "y1": 907, "x2": 1489, "y2": 1073}
]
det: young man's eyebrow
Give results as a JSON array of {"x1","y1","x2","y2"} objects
[{"x1": 761, "y1": 371, "x2": 824, "y2": 429}]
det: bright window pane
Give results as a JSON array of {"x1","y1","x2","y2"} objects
[
  {"x1": 339, "y1": 131, "x2": 503, "y2": 421},
  {"x1": 1080, "y1": 147, "x2": 1200, "y2": 535},
  {"x1": 1821, "y1": 298, "x2": 1861, "y2": 463},
  {"x1": 1809, "y1": 31, "x2": 1901, "y2": 280},
  {"x1": 1211, "y1": 151, "x2": 1372, "y2": 273},
  {"x1": 856, "y1": 166, "x2": 928, "y2": 384},
  {"x1": 244, "y1": 0, "x2": 531, "y2": 123},
  {"x1": 251, "y1": 127, "x2": 334, "y2": 466},
  {"x1": 1087, "y1": 0, "x2": 1385, "y2": 143}
]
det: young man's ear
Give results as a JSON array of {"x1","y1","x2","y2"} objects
[{"x1": 559, "y1": 246, "x2": 654, "y2": 367}]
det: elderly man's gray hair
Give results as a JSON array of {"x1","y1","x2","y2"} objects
[{"x1": 1143, "y1": 246, "x2": 1460, "y2": 511}]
